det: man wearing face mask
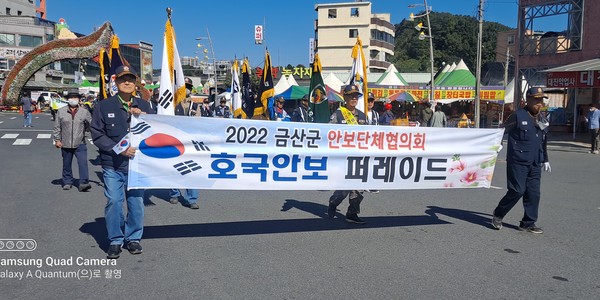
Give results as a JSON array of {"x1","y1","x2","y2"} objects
[
  {"x1": 491, "y1": 87, "x2": 551, "y2": 234},
  {"x1": 53, "y1": 88, "x2": 92, "y2": 192}
]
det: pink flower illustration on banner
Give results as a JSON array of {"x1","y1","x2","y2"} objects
[
  {"x1": 460, "y1": 170, "x2": 479, "y2": 184},
  {"x1": 444, "y1": 182, "x2": 454, "y2": 188},
  {"x1": 449, "y1": 160, "x2": 466, "y2": 173}
]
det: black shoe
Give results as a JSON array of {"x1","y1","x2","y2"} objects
[
  {"x1": 169, "y1": 197, "x2": 179, "y2": 204},
  {"x1": 345, "y1": 214, "x2": 366, "y2": 224},
  {"x1": 78, "y1": 183, "x2": 91, "y2": 192},
  {"x1": 185, "y1": 202, "x2": 199, "y2": 209},
  {"x1": 491, "y1": 215, "x2": 503, "y2": 230},
  {"x1": 518, "y1": 225, "x2": 543, "y2": 234},
  {"x1": 106, "y1": 245, "x2": 122, "y2": 259},
  {"x1": 62, "y1": 184, "x2": 72, "y2": 190},
  {"x1": 327, "y1": 203, "x2": 337, "y2": 218},
  {"x1": 126, "y1": 241, "x2": 143, "y2": 254}
]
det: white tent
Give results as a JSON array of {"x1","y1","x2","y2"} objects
[
  {"x1": 323, "y1": 72, "x2": 344, "y2": 92},
  {"x1": 376, "y1": 64, "x2": 407, "y2": 86},
  {"x1": 287, "y1": 74, "x2": 299, "y2": 86},
  {"x1": 503, "y1": 75, "x2": 529, "y2": 104},
  {"x1": 274, "y1": 75, "x2": 291, "y2": 95}
]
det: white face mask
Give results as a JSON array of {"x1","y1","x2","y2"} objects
[{"x1": 67, "y1": 99, "x2": 79, "y2": 107}]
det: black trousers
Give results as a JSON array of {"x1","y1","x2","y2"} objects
[
  {"x1": 329, "y1": 190, "x2": 364, "y2": 215},
  {"x1": 494, "y1": 162, "x2": 541, "y2": 227}
]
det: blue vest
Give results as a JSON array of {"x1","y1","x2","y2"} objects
[{"x1": 506, "y1": 108, "x2": 547, "y2": 165}]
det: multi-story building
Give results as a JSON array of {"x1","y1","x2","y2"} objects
[
  {"x1": 314, "y1": 1, "x2": 394, "y2": 73},
  {"x1": 0, "y1": 0, "x2": 151, "y2": 94}
]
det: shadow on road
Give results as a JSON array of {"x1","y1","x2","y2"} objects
[{"x1": 424, "y1": 205, "x2": 519, "y2": 230}]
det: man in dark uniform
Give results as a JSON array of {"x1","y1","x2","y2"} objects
[
  {"x1": 292, "y1": 94, "x2": 310, "y2": 122},
  {"x1": 327, "y1": 84, "x2": 368, "y2": 224},
  {"x1": 491, "y1": 87, "x2": 551, "y2": 234},
  {"x1": 90, "y1": 65, "x2": 154, "y2": 258}
]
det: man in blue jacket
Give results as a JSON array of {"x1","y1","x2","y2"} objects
[
  {"x1": 491, "y1": 87, "x2": 551, "y2": 234},
  {"x1": 91, "y1": 65, "x2": 153, "y2": 259}
]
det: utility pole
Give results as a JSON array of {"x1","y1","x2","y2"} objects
[
  {"x1": 501, "y1": 47, "x2": 510, "y2": 125},
  {"x1": 474, "y1": 0, "x2": 484, "y2": 128}
]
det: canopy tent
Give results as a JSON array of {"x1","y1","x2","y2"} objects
[
  {"x1": 79, "y1": 79, "x2": 98, "y2": 88},
  {"x1": 286, "y1": 74, "x2": 299, "y2": 86},
  {"x1": 437, "y1": 59, "x2": 476, "y2": 87},
  {"x1": 433, "y1": 63, "x2": 452, "y2": 85},
  {"x1": 389, "y1": 91, "x2": 420, "y2": 102},
  {"x1": 325, "y1": 85, "x2": 344, "y2": 102},
  {"x1": 503, "y1": 76, "x2": 529, "y2": 104},
  {"x1": 274, "y1": 75, "x2": 292, "y2": 95},
  {"x1": 323, "y1": 72, "x2": 344, "y2": 93},
  {"x1": 275, "y1": 85, "x2": 309, "y2": 101},
  {"x1": 375, "y1": 64, "x2": 408, "y2": 86}
]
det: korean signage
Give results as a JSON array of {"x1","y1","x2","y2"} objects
[
  {"x1": 368, "y1": 85, "x2": 505, "y2": 101},
  {"x1": 546, "y1": 71, "x2": 600, "y2": 88},
  {"x1": 255, "y1": 25, "x2": 263, "y2": 45},
  {"x1": 128, "y1": 115, "x2": 504, "y2": 190}
]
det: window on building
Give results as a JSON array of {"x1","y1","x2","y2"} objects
[
  {"x1": 349, "y1": 29, "x2": 358, "y2": 38},
  {"x1": 350, "y1": 8, "x2": 359, "y2": 17},
  {"x1": 507, "y1": 35, "x2": 515, "y2": 45},
  {"x1": 46, "y1": 34, "x2": 54, "y2": 42},
  {"x1": 0, "y1": 33, "x2": 15, "y2": 45},
  {"x1": 0, "y1": 59, "x2": 8, "y2": 70},
  {"x1": 6, "y1": 7, "x2": 11, "y2": 15},
  {"x1": 328, "y1": 9, "x2": 337, "y2": 19},
  {"x1": 19, "y1": 35, "x2": 43, "y2": 47},
  {"x1": 17, "y1": 10, "x2": 22, "y2": 16}
]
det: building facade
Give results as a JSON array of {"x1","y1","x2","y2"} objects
[{"x1": 314, "y1": 1, "x2": 394, "y2": 73}]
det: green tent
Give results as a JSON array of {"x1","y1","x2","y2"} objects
[
  {"x1": 437, "y1": 59, "x2": 476, "y2": 87},
  {"x1": 79, "y1": 79, "x2": 98, "y2": 88}
]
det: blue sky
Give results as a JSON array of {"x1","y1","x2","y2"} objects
[{"x1": 46, "y1": 0, "x2": 520, "y2": 69}]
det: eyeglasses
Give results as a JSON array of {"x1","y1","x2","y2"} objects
[{"x1": 117, "y1": 76, "x2": 136, "y2": 83}]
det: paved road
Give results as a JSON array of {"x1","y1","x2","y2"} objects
[{"x1": 0, "y1": 111, "x2": 598, "y2": 299}]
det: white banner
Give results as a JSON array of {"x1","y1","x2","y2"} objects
[{"x1": 128, "y1": 115, "x2": 504, "y2": 190}]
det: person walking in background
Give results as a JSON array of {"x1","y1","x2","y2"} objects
[
  {"x1": 587, "y1": 103, "x2": 600, "y2": 154},
  {"x1": 328, "y1": 84, "x2": 368, "y2": 224},
  {"x1": 20, "y1": 91, "x2": 34, "y2": 127},
  {"x1": 420, "y1": 102, "x2": 433, "y2": 127},
  {"x1": 491, "y1": 87, "x2": 551, "y2": 234},
  {"x1": 429, "y1": 103, "x2": 447, "y2": 127},
  {"x1": 90, "y1": 66, "x2": 153, "y2": 259},
  {"x1": 53, "y1": 89, "x2": 92, "y2": 192}
]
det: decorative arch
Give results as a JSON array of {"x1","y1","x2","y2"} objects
[{"x1": 1, "y1": 22, "x2": 114, "y2": 104}]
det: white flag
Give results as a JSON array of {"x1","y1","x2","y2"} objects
[
  {"x1": 231, "y1": 59, "x2": 241, "y2": 115},
  {"x1": 345, "y1": 37, "x2": 369, "y2": 115},
  {"x1": 157, "y1": 19, "x2": 186, "y2": 115}
]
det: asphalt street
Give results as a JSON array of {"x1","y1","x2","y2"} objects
[{"x1": 0, "y1": 111, "x2": 598, "y2": 299}]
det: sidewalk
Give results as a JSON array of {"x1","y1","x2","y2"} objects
[{"x1": 546, "y1": 132, "x2": 590, "y2": 153}]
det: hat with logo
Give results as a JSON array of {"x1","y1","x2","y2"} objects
[
  {"x1": 367, "y1": 92, "x2": 375, "y2": 100},
  {"x1": 66, "y1": 88, "x2": 82, "y2": 99},
  {"x1": 115, "y1": 65, "x2": 137, "y2": 78},
  {"x1": 526, "y1": 87, "x2": 548, "y2": 99},
  {"x1": 276, "y1": 96, "x2": 285, "y2": 103},
  {"x1": 301, "y1": 94, "x2": 309, "y2": 101},
  {"x1": 343, "y1": 84, "x2": 361, "y2": 95}
]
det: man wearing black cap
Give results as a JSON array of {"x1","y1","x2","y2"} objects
[
  {"x1": 214, "y1": 97, "x2": 233, "y2": 118},
  {"x1": 292, "y1": 94, "x2": 310, "y2": 122},
  {"x1": 327, "y1": 84, "x2": 368, "y2": 224},
  {"x1": 491, "y1": 87, "x2": 551, "y2": 234},
  {"x1": 90, "y1": 65, "x2": 153, "y2": 258},
  {"x1": 53, "y1": 88, "x2": 92, "y2": 191},
  {"x1": 269, "y1": 96, "x2": 291, "y2": 121},
  {"x1": 367, "y1": 92, "x2": 379, "y2": 125}
]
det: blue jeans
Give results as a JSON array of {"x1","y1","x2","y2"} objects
[
  {"x1": 170, "y1": 188, "x2": 199, "y2": 204},
  {"x1": 61, "y1": 144, "x2": 89, "y2": 185},
  {"x1": 23, "y1": 111, "x2": 32, "y2": 127},
  {"x1": 103, "y1": 168, "x2": 145, "y2": 245}
]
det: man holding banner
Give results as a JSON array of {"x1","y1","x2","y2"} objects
[
  {"x1": 91, "y1": 65, "x2": 153, "y2": 259},
  {"x1": 328, "y1": 84, "x2": 368, "y2": 224}
]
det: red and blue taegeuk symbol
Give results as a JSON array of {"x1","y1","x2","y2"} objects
[
  {"x1": 120, "y1": 140, "x2": 129, "y2": 147},
  {"x1": 139, "y1": 133, "x2": 185, "y2": 159}
]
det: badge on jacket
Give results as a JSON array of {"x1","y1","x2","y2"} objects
[
  {"x1": 521, "y1": 121, "x2": 528, "y2": 125},
  {"x1": 108, "y1": 113, "x2": 115, "y2": 118}
]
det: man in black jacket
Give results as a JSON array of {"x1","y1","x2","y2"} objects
[{"x1": 91, "y1": 65, "x2": 153, "y2": 259}]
